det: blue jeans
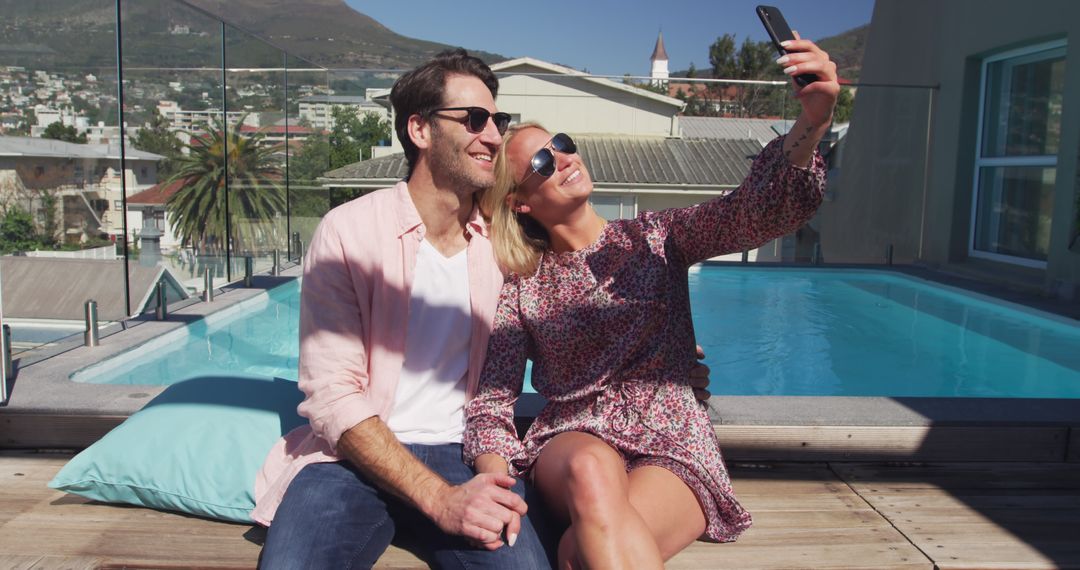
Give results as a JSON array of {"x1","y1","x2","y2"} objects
[{"x1": 259, "y1": 443, "x2": 555, "y2": 569}]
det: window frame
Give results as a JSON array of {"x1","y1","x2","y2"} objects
[{"x1": 968, "y1": 39, "x2": 1067, "y2": 268}]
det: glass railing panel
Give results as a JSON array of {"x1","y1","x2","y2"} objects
[
  {"x1": 223, "y1": 24, "x2": 289, "y2": 278},
  {"x1": 0, "y1": 0, "x2": 126, "y2": 356},
  {"x1": 121, "y1": 0, "x2": 229, "y2": 300},
  {"x1": 285, "y1": 56, "x2": 331, "y2": 261}
]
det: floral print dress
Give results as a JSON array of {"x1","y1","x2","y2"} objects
[{"x1": 463, "y1": 136, "x2": 826, "y2": 542}]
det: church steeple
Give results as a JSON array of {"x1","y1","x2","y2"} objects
[
  {"x1": 650, "y1": 31, "x2": 669, "y2": 63},
  {"x1": 650, "y1": 30, "x2": 669, "y2": 88}
]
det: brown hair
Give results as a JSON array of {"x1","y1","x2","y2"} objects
[
  {"x1": 480, "y1": 122, "x2": 551, "y2": 276},
  {"x1": 389, "y1": 48, "x2": 499, "y2": 175}
]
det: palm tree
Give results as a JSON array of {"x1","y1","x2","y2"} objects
[{"x1": 164, "y1": 116, "x2": 286, "y2": 254}]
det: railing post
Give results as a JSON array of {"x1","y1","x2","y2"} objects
[
  {"x1": 292, "y1": 232, "x2": 300, "y2": 262},
  {"x1": 812, "y1": 242, "x2": 822, "y2": 266},
  {"x1": 886, "y1": 244, "x2": 894, "y2": 266},
  {"x1": 271, "y1": 249, "x2": 280, "y2": 276},
  {"x1": 297, "y1": 239, "x2": 305, "y2": 264},
  {"x1": 244, "y1": 255, "x2": 254, "y2": 287},
  {"x1": 741, "y1": 250, "x2": 749, "y2": 264},
  {"x1": 2, "y1": 324, "x2": 11, "y2": 383},
  {"x1": 155, "y1": 281, "x2": 168, "y2": 320},
  {"x1": 84, "y1": 300, "x2": 99, "y2": 347},
  {"x1": 203, "y1": 268, "x2": 214, "y2": 303}
]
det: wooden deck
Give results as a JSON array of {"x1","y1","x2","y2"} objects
[{"x1": 3, "y1": 452, "x2": 1079, "y2": 569}]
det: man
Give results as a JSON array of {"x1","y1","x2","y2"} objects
[{"x1": 254, "y1": 49, "x2": 711, "y2": 569}]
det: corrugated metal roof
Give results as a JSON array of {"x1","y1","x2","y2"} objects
[
  {"x1": 323, "y1": 153, "x2": 408, "y2": 181},
  {"x1": 323, "y1": 136, "x2": 761, "y2": 188},
  {"x1": 0, "y1": 136, "x2": 164, "y2": 161},
  {"x1": 0, "y1": 256, "x2": 187, "y2": 320},
  {"x1": 679, "y1": 117, "x2": 786, "y2": 145}
]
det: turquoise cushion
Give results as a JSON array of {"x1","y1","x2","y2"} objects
[{"x1": 49, "y1": 376, "x2": 305, "y2": 523}]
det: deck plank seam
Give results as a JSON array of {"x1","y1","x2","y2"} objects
[{"x1": 826, "y1": 462, "x2": 939, "y2": 569}]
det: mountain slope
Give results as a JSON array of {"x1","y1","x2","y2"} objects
[
  {"x1": 186, "y1": 0, "x2": 505, "y2": 68},
  {"x1": 815, "y1": 24, "x2": 868, "y2": 82},
  {"x1": 0, "y1": 0, "x2": 505, "y2": 70}
]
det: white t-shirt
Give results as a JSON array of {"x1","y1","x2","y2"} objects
[{"x1": 386, "y1": 239, "x2": 472, "y2": 444}]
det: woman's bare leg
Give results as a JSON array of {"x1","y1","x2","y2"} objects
[
  {"x1": 533, "y1": 432, "x2": 663, "y2": 569},
  {"x1": 627, "y1": 465, "x2": 708, "y2": 560}
]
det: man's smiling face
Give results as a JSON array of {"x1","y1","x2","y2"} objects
[{"x1": 426, "y1": 73, "x2": 505, "y2": 193}]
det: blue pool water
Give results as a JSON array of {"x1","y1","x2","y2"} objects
[{"x1": 73, "y1": 268, "x2": 1080, "y2": 398}]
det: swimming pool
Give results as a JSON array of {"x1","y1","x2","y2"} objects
[{"x1": 72, "y1": 267, "x2": 1080, "y2": 398}]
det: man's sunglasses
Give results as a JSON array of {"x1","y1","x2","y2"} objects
[
  {"x1": 428, "y1": 106, "x2": 511, "y2": 136},
  {"x1": 525, "y1": 133, "x2": 578, "y2": 180}
]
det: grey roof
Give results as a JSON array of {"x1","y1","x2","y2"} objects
[
  {"x1": 323, "y1": 136, "x2": 762, "y2": 188},
  {"x1": 324, "y1": 153, "x2": 408, "y2": 181},
  {"x1": 0, "y1": 136, "x2": 164, "y2": 161},
  {"x1": 0, "y1": 256, "x2": 188, "y2": 320},
  {"x1": 299, "y1": 95, "x2": 381, "y2": 107},
  {"x1": 680, "y1": 117, "x2": 790, "y2": 145},
  {"x1": 577, "y1": 136, "x2": 759, "y2": 186}
]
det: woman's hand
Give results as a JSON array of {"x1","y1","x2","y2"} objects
[{"x1": 777, "y1": 33, "x2": 840, "y2": 127}]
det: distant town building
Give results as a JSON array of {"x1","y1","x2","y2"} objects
[
  {"x1": 297, "y1": 95, "x2": 388, "y2": 130},
  {"x1": 0, "y1": 136, "x2": 162, "y2": 246},
  {"x1": 156, "y1": 100, "x2": 250, "y2": 133}
]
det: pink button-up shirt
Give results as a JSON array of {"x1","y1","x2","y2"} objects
[{"x1": 251, "y1": 181, "x2": 504, "y2": 526}]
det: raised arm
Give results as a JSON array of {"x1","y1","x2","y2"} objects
[{"x1": 659, "y1": 37, "x2": 837, "y2": 266}]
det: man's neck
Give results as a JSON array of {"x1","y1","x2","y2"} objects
[{"x1": 406, "y1": 167, "x2": 475, "y2": 257}]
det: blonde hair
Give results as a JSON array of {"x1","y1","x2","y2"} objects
[{"x1": 481, "y1": 122, "x2": 551, "y2": 276}]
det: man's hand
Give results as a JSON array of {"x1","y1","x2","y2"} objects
[
  {"x1": 690, "y1": 345, "x2": 711, "y2": 404},
  {"x1": 430, "y1": 472, "x2": 526, "y2": 550}
]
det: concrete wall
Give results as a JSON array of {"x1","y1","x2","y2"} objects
[{"x1": 819, "y1": 0, "x2": 1080, "y2": 298}]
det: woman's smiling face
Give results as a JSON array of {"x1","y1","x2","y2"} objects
[{"x1": 506, "y1": 127, "x2": 594, "y2": 220}]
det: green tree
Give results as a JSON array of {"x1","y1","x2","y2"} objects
[
  {"x1": 132, "y1": 111, "x2": 184, "y2": 179},
  {"x1": 0, "y1": 207, "x2": 43, "y2": 254},
  {"x1": 288, "y1": 130, "x2": 332, "y2": 219},
  {"x1": 163, "y1": 116, "x2": 286, "y2": 253},
  {"x1": 42, "y1": 121, "x2": 88, "y2": 143},
  {"x1": 327, "y1": 107, "x2": 391, "y2": 169},
  {"x1": 834, "y1": 87, "x2": 855, "y2": 123},
  {"x1": 706, "y1": 34, "x2": 789, "y2": 118}
]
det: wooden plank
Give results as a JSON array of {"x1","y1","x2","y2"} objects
[
  {"x1": 838, "y1": 463, "x2": 1080, "y2": 570},
  {"x1": 1069, "y1": 426, "x2": 1080, "y2": 463},
  {"x1": 929, "y1": 541, "x2": 1080, "y2": 570},
  {"x1": 0, "y1": 555, "x2": 102, "y2": 570},
  {"x1": 0, "y1": 454, "x2": 934, "y2": 570},
  {"x1": 672, "y1": 542, "x2": 931, "y2": 569},
  {"x1": 833, "y1": 462, "x2": 1080, "y2": 491},
  {"x1": 0, "y1": 414, "x2": 125, "y2": 449},
  {"x1": 0, "y1": 451, "x2": 71, "y2": 526},
  {"x1": 716, "y1": 425, "x2": 1068, "y2": 462}
]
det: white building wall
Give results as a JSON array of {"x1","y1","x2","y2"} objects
[{"x1": 496, "y1": 74, "x2": 678, "y2": 137}]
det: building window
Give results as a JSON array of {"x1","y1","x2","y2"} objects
[
  {"x1": 590, "y1": 194, "x2": 636, "y2": 220},
  {"x1": 114, "y1": 200, "x2": 122, "y2": 210},
  {"x1": 970, "y1": 40, "x2": 1066, "y2": 267}
]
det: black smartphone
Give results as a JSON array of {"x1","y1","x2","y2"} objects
[{"x1": 756, "y1": 5, "x2": 818, "y2": 87}]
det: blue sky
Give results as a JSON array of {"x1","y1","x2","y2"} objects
[{"x1": 345, "y1": 1, "x2": 875, "y2": 76}]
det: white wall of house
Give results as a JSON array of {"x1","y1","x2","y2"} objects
[{"x1": 496, "y1": 71, "x2": 679, "y2": 137}]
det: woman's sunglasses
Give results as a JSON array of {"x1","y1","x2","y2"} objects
[
  {"x1": 525, "y1": 133, "x2": 578, "y2": 180},
  {"x1": 428, "y1": 106, "x2": 511, "y2": 136}
]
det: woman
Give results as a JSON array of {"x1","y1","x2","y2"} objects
[{"x1": 464, "y1": 38, "x2": 837, "y2": 568}]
